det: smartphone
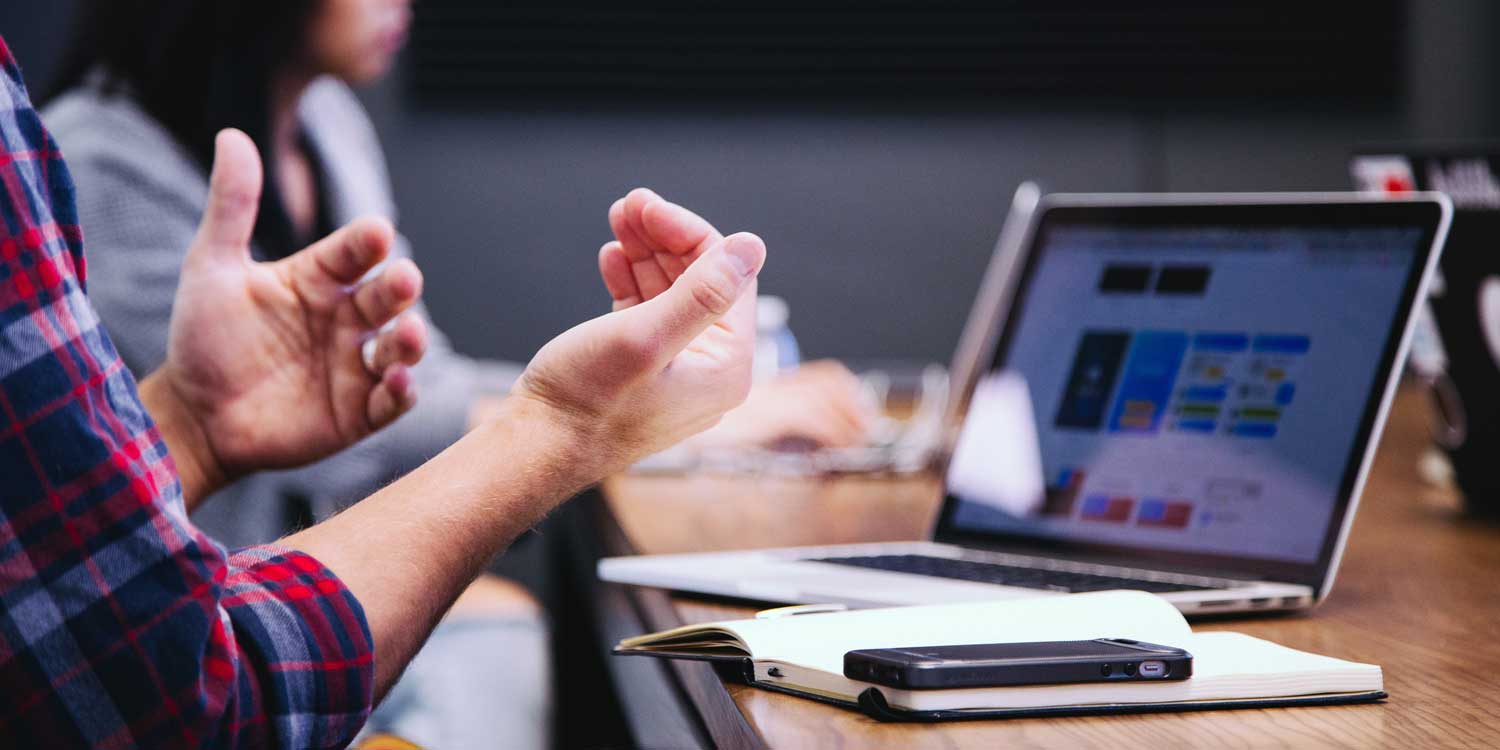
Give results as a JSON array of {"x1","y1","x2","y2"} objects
[{"x1": 843, "y1": 638, "x2": 1192, "y2": 689}]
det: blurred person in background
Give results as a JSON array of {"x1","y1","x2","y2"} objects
[{"x1": 42, "y1": 2, "x2": 870, "y2": 746}]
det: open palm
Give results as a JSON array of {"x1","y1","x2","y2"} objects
[{"x1": 157, "y1": 130, "x2": 428, "y2": 479}]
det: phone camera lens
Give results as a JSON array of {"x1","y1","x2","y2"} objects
[{"x1": 1123, "y1": 662, "x2": 1138, "y2": 676}]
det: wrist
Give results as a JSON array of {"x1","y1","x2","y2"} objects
[
  {"x1": 466, "y1": 393, "x2": 509, "y2": 432},
  {"x1": 484, "y1": 391, "x2": 615, "y2": 493},
  {"x1": 138, "y1": 368, "x2": 229, "y2": 507}
]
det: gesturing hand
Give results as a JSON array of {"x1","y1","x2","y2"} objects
[
  {"x1": 601, "y1": 189, "x2": 876, "y2": 452},
  {"x1": 142, "y1": 130, "x2": 428, "y2": 501},
  {"x1": 510, "y1": 189, "x2": 765, "y2": 475}
]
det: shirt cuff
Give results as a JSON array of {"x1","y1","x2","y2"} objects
[{"x1": 223, "y1": 545, "x2": 375, "y2": 747}]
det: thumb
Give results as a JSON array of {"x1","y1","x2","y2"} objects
[
  {"x1": 618, "y1": 232, "x2": 765, "y2": 364},
  {"x1": 190, "y1": 129, "x2": 263, "y2": 261}
]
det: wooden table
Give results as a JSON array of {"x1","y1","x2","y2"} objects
[{"x1": 593, "y1": 387, "x2": 1500, "y2": 748}]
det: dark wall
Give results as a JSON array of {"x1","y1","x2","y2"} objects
[
  {"x1": 5, "y1": 1, "x2": 1497, "y2": 365},
  {"x1": 0, "y1": 0, "x2": 77, "y2": 91}
]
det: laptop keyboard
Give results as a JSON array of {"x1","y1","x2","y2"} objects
[{"x1": 809, "y1": 554, "x2": 1216, "y2": 594}]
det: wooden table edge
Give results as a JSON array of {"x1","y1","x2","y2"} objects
[{"x1": 591, "y1": 496, "x2": 768, "y2": 749}]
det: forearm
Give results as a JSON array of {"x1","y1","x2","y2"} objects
[
  {"x1": 138, "y1": 369, "x2": 227, "y2": 510},
  {"x1": 282, "y1": 395, "x2": 594, "y2": 696}
]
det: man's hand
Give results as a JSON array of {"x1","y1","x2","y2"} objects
[
  {"x1": 508, "y1": 188, "x2": 765, "y2": 477},
  {"x1": 140, "y1": 129, "x2": 428, "y2": 504},
  {"x1": 599, "y1": 188, "x2": 873, "y2": 452}
]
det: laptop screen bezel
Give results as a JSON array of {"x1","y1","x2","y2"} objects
[{"x1": 932, "y1": 195, "x2": 1447, "y2": 589}]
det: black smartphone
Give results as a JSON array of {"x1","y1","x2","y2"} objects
[{"x1": 843, "y1": 638, "x2": 1192, "y2": 689}]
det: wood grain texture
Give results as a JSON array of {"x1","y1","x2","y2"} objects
[{"x1": 602, "y1": 386, "x2": 1500, "y2": 748}]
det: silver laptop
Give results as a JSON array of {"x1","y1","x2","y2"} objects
[{"x1": 601, "y1": 191, "x2": 1452, "y2": 615}]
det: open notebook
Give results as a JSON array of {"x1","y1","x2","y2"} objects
[{"x1": 615, "y1": 591, "x2": 1383, "y2": 721}]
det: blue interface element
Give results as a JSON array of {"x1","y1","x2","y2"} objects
[
  {"x1": 1252, "y1": 334, "x2": 1312, "y2": 354},
  {"x1": 1276, "y1": 383, "x2": 1297, "y2": 405},
  {"x1": 1182, "y1": 385, "x2": 1229, "y2": 402},
  {"x1": 1175, "y1": 420, "x2": 1216, "y2": 433},
  {"x1": 1107, "y1": 331, "x2": 1189, "y2": 433},
  {"x1": 1137, "y1": 499, "x2": 1168, "y2": 522},
  {"x1": 1231, "y1": 422, "x2": 1279, "y2": 438},
  {"x1": 1192, "y1": 332, "x2": 1250, "y2": 352}
]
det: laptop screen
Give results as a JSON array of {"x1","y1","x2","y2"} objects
[{"x1": 940, "y1": 201, "x2": 1440, "y2": 580}]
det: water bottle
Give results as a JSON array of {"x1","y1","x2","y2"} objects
[{"x1": 754, "y1": 295, "x2": 800, "y2": 380}]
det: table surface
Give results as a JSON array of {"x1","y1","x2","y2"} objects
[{"x1": 600, "y1": 387, "x2": 1500, "y2": 748}]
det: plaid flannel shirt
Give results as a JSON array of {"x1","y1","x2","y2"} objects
[{"x1": 0, "y1": 37, "x2": 373, "y2": 749}]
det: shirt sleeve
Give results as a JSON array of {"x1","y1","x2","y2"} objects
[{"x1": 0, "y1": 39, "x2": 374, "y2": 749}]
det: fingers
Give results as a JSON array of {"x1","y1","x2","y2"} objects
[
  {"x1": 608, "y1": 192, "x2": 657, "y2": 262},
  {"x1": 654, "y1": 251, "x2": 688, "y2": 280},
  {"x1": 352, "y1": 256, "x2": 423, "y2": 329},
  {"x1": 816, "y1": 389, "x2": 875, "y2": 446},
  {"x1": 796, "y1": 361, "x2": 876, "y2": 425},
  {"x1": 598, "y1": 241, "x2": 641, "y2": 311},
  {"x1": 814, "y1": 363, "x2": 879, "y2": 441},
  {"x1": 640, "y1": 197, "x2": 720, "y2": 259},
  {"x1": 190, "y1": 129, "x2": 263, "y2": 261},
  {"x1": 629, "y1": 255, "x2": 674, "y2": 302},
  {"x1": 296, "y1": 217, "x2": 397, "y2": 286},
  {"x1": 609, "y1": 197, "x2": 670, "y2": 300},
  {"x1": 608, "y1": 188, "x2": 725, "y2": 303},
  {"x1": 366, "y1": 363, "x2": 417, "y2": 430},
  {"x1": 367, "y1": 314, "x2": 428, "y2": 374},
  {"x1": 796, "y1": 393, "x2": 872, "y2": 448},
  {"x1": 788, "y1": 412, "x2": 864, "y2": 449},
  {"x1": 617, "y1": 232, "x2": 766, "y2": 365}
]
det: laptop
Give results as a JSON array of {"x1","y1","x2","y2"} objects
[{"x1": 600, "y1": 191, "x2": 1452, "y2": 615}]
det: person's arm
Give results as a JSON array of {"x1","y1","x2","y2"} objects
[
  {"x1": 0, "y1": 72, "x2": 381, "y2": 747},
  {"x1": 127, "y1": 130, "x2": 766, "y2": 697},
  {"x1": 54, "y1": 151, "x2": 240, "y2": 510},
  {"x1": 290, "y1": 195, "x2": 766, "y2": 695},
  {"x1": 286, "y1": 396, "x2": 589, "y2": 692}
]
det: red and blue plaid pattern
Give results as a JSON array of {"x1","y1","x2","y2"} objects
[{"x1": 0, "y1": 38, "x2": 373, "y2": 748}]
